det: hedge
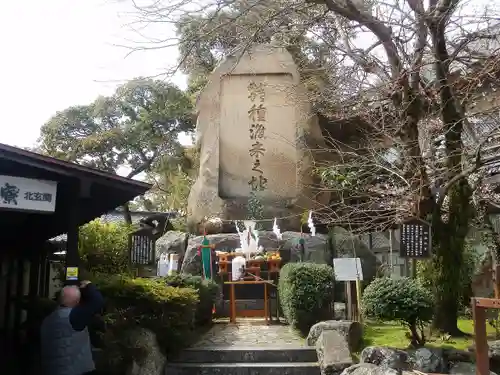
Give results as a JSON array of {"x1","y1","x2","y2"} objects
[
  {"x1": 92, "y1": 274, "x2": 199, "y2": 374},
  {"x1": 278, "y1": 262, "x2": 335, "y2": 333},
  {"x1": 164, "y1": 274, "x2": 218, "y2": 326}
]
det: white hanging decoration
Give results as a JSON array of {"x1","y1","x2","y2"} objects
[
  {"x1": 273, "y1": 218, "x2": 282, "y2": 240},
  {"x1": 157, "y1": 254, "x2": 169, "y2": 277},
  {"x1": 308, "y1": 211, "x2": 316, "y2": 237},
  {"x1": 232, "y1": 256, "x2": 247, "y2": 281},
  {"x1": 242, "y1": 220, "x2": 258, "y2": 259},
  {"x1": 235, "y1": 220, "x2": 242, "y2": 238},
  {"x1": 168, "y1": 253, "x2": 179, "y2": 276}
]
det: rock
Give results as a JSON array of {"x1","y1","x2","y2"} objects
[
  {"x1": 329, "y1": 227, "x2": 380, "y2": 280},
  {"x1": 181, "y1": 230, "x2": 379, "y2": 278},
  {"x1": 408, "y1": 347, "x2": 445, "y2": 373},
  {"x1": 340, "y1": 363, "x2": 412, "y2": 375},
  {"x1": 181, "y1": 231, "x2": 332, "y2": 275},
  {"x1": 307, "y1": 320, "x2": 363, "y2": 352},
  {"x1": 490, "y1": 340, "x2": 500, "y2": 360},
  {"x1": 124, "y1": 328, "x2": 166, "y2": 375},
  {"x1": 360, "y1": 346, "x2": 409, "y2": 370},
  {"x1": 442, "y1": 348, "x2": 473, "y2": 363},
  {"x1": 450, "y1": 362, "x2": 497, "y2": 375},
  {"x1": 316, "y1": 330, "x2": 353, "y2": 375},
  {"x1": 156, "y1": 231, "x2": 189, "y2": 259},
  {"x1": 187, "y1": 43, "x2": 330, "y2": 232}
]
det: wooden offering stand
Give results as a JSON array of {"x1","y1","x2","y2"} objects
[{"x1": 217, "y1": 250, "x2": 282, "y2": 323}]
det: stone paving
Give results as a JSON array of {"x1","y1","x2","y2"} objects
[{"x1": 191, "y1": 320, "x2": 307, "y2": 348}]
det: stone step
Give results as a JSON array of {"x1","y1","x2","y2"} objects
[
  {"x1": 166, "y1": 362, "x2": 321, "y2": 375},
  {"x1": 172, "y1": 347, "x2": 318, "y2": 363}
]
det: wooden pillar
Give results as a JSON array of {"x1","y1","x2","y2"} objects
[
  {"x1": 13, "y1": 258, "x2": 25, "y2": 348},
  {"x1": 4, "y1": 257, "x2": 14, "y2": 337},
  {"x1": 64, "y1": 181, "x2": 82, "y2": 286},
  {"x1": 43, "y1": 257, "x2": 51, "y2": 298},
  {"x1": 346, "y1": 281, "x2": 353, "y2": 320},
  {"x1": 472, "y1": 298, "x2": 489, "y2": 375},
  {"x1": 27, "y1": 250, "x2": 41, "y2": 326},
  {"x1": 0, "y1": 254, "x2": 4, "y2": 329},
  {"x1": 494, "y1": 265, "x2": 500, "y2": 299},
  {"x1": 28, "y1": 251, "x2": 40, "y2": 298}
]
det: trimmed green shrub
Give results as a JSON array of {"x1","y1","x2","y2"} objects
[
  {"x1": 91, "y1": 273, "x2": 198, "y2": 373},
  {"x1": 94, "y1": 273, "x2": 198, "y2": 348},
  {"x1": 362, "y1": 277, "x2": 434, "y2": 347},
  {"x1": 278, "y1": 262, "x2": 335, "y2": 332},
  {"x1": 164, "y1": 274, "x2": 218, "y2": 326},
  {"x1": 79, "y1": 219, "x2": 133, "y2": 275}
]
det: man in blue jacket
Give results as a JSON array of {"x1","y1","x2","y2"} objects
[{"x1": 41, "y1": 280, "x2": 104, "y2": 375}]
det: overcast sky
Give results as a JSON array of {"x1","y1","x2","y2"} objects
[{"x1": 0, "y1": 0, "x2": 187, "y2": 151}]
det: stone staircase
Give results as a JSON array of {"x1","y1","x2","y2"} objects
[{"x1": 167, "y1": 346, "x2": 321, "y2": 375}]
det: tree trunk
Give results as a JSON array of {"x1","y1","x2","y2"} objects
[
  {"x1": 122, "y1": 202, "x2": 132, "y2": 225},
  {"x1": 409, "y1": 322, "x2": 424, "y2": 347},
  {"x1": 432, "y1": 180, "x2": 472, "y2": 334},
  {"x1": 427, "y1": 18, "x2": 472, "y2": 334}
]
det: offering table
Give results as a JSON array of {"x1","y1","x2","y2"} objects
[{"x1": 224, "y1": 280, "x2": 273, "y2": 324}]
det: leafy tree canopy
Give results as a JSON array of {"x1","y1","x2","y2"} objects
[{"x1": 38, "y1": 77, "x2": 194, "y2": 178}]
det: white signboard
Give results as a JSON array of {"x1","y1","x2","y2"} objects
[
  {"x1": 0, "y1": 175, "x2": 57, "y2": 213},
  {"x1": 333, "y1": 257, "x2": 363, "y2": 281}
]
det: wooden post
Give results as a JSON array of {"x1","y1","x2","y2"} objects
[
  {"x1": 346, "y1": 281, "x2": 353, "y2": 320},
  {"x1": 356, "y1": 278, "x2": 363, "y2": 323},
  {"x1": 472, "y1": 298, "x2": 489, "y2": 375},
  {"x1": 230, "y1": 283, "x2": 236, "y2": 324},
  {"x1": 264, "y1": 283, "x2": 269, "y2": 325},
  {"x1": 494, "y1": 265, "x2": 500, "y2": 299}
]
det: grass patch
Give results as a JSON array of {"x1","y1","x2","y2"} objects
[{"x1": 362, "y1": 319, "x2": 498, "y2": 351}]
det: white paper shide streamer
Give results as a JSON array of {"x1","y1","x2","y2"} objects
[
  {"x1": 272, "y1": 218, "x2": 282, "y2": 240},
  {"x1": 157, "y1": 254, "x2": 169, "y2": 277},
  {"x1": 308, "y1": 211, "x2": 316, "y2": 236}
]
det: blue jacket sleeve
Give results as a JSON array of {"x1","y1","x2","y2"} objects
[{"x1": 69, "y1": 284, "x2": 105, "y2": 331}]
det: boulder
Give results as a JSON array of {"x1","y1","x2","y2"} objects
[
  {"x1": 340, "y1": 363, "x2": 411, "y2": 375},
  {"x1": 180, "y1": 230, "x2": 380, "y2": 278},
  {"x1": 307, "y1": 320, "x2": 363, "y2": 352},
  {"x1": 282, "y1": 232, "x2": 331, "y2": 263},
  {"x1": 442, "y1": 348, "x2": 473, "y2": 363},
  {"x1": 181, "y1": 231, "x2": 331, "y2": 275},
  {"x1": 186, "y1": 43, "x2": 330, "y2": 232},
  {"x1": 489, "y1": 340, "x2": 500, "y2": 361},
  {"x1": 360, "y1": 346, "x2": 409, "y2": 370},
  {"x1": 316, "y1": 330, "x2": 353, "y2": 375},
  {"x1": 156, "y1": 231, "x2": 189, "y2": 259},
  {"x1": 124, "y1": 328, "x2": 166, "y2": 375},
  {"x1": 408, "y1": 347, "x2": 445, "y2": 373},
  {"x1": 450, "y1": 362, "x2": 497, "y2": 375}
]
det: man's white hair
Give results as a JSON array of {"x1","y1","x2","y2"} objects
[{"x1": 59, "y1": 285, "x2": 81, "y2": 305}]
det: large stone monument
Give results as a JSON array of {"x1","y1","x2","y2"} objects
[{"x1": 187, "y1": 43, "x2": 329, "y2": 231}]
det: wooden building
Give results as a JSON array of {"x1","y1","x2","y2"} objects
[{"x1": 0, "y1": 143, "x2": 151, "y2": 373}]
